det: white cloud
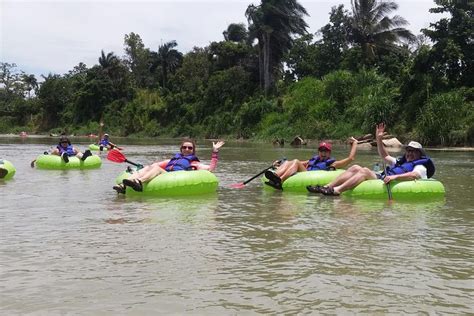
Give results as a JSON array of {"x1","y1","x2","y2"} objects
[{"x1": 1, "y1": 0, "x2": 442, "y2": 79}]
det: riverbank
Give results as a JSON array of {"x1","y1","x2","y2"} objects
[{"x1": 2, "y1": 133, "x2": 474, "y2": 152}]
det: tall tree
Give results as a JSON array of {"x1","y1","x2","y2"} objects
[
  {"x1": 223, "y1": 23, "x2": 248, "y2": 42},
  {"x1": 157, "y1": 40, "x2": 183, "y2": 89},
  {"x1": 422, "y1": 0, "x2": 473, "y2": 88},
  {"x1": 37, "y1": 74, "x2": 72, "y2": 129},
  {"x1": 123, "y1": 32, "x2": 151, "y2": 88},
  {"x1": 246, "y1": 0, "x2": 309, "y2": 95},
  {"x1": 0, "y1": 62, "x2": 25, "y2": 99},
  {"x1": 22, "y1": 74, "x2": 38, "y2": 98},
  {"x1": 98, "y1": 50, "x2": 119, "y2": 70},
  {"x1": 349, "y1": 0, "x2": 414, "y2": 64}
]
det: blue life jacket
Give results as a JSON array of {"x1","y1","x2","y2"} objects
[
  {"x1": 165, "y1": 153, "x2": 200, "y2": 172},
  {"x1": 57, "y1": 144, "x2": 75, "y2": 157},
  {"x1": 99, "y1": 138, "x2": 110, "y2": 146},
  {"x1": 385, "y1": 156, "x2": 435, "y2": 178},
  {"x1": 307, "y1": 155, "x2": 336, "y2": 171}
]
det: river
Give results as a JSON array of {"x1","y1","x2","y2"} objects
[{"x1": 1, "y1": 136, "x2": 473, "y2": 314}]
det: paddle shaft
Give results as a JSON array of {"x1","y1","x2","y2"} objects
[
  {"x1": 242, "y1": 165, "x2": 274, "y2": 185},
  {"x1": 124, "y1": 159, "x2": 141, "y2": 167},
  {"x1": 382, "y1": 162, "x2": 393, "y2": 200}
]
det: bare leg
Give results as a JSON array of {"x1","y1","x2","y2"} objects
[
  {"x1": 333, "y1": 167, "x2": 377, "y2": 194},
  {"x1": 277, "y1": 159, "x2": 307, "y2": 181},
  {"x1": 327, "y1": 165, "x2": 365, "y2": 188},
  {"x1": 128, "y1": 162, "x2": 166, "y2": 183}
]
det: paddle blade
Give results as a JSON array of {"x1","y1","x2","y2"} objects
[
  {"x1": 107, "y1": 149, "x2": 126, "y2": 163},
  {"x1": 229, "y1": 182, "x2": 246, "y2": 189}
]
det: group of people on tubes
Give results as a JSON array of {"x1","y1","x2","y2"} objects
[{"x1": 50, "y1": 123, "x2": 435, "y2": 195}]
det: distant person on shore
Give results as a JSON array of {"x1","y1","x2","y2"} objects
[
  {"x1": 50, "y1": 135, "x2": 92, "y2": 163},
  {"x1": 308, "y1": 123, "x2": 435, "y2": 195},
  {"x1": 265, "y1": 137, "x2": 359, "y2": 190},
  {"x1": 113, "y1": 139, "x2": 225, "y2": 194}
]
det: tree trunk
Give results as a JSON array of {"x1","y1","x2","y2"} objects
[
  {"x1": 258, "y1": 38, "x2": 264, "y2": 90},
  {"x1": 263, "y1": 32, "x2": 272, "y2": 96}
]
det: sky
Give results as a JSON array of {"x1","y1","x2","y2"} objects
[{"x1": 1, "y1": 0, "x2": 444, "y2": 79}]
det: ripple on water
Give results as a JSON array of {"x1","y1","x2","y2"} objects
[{"x1": 0, "y1": 140, "x2": 473, "y2": 314}]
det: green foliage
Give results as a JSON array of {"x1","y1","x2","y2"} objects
[
  {"x1": 417, "y1": 90, "x2": 472, "y2": 145},
  {"x1": 119, "y1": 89, "x2": 165, "y2": 136},
  {"x1": 37, "y1": 74, "x2": 74, "y2": 129},
  {"x1": 202, "y1": 113, "x2": 235, "y2": 138},
  {"x1": 223, "y1": 23, "x2": 248, "y2": 42},
  {"x1": 422, "y1": 0, "x2": 473, "y2": 88},
  {"x1": 236, "y1": 97, "x2": 276, "y2": 138},
  {"x1": 2, "y1": 7, "x2": 472, "y2": 147},
  {"x1": 322, "y1": 70, "x2": 357, "y2": 115},
  {"x1": 348, "y1": 0, "x2": 414, "y2": 64},
  {"x1": 205, "y1": 66, "x2": 255, "y2": 114}
]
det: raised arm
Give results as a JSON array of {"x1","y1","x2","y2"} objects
[
  {"x1": 375, "y1": 123, "x2": 393, "y2": 163},
  {"x1": 97, "y1": 122, "x2": 104, "y2": 144},
  {"x1": 332, "y1": 137, "x2": 358, "y2": 169},
  {"x1": 205, "y1": 141, "x2": 225, "y2": 172}
]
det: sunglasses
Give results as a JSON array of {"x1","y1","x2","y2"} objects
[
  {"x1": 181, "y1": 146, "x2": 194, "y2": 150},
  {"x1": 406, "y1": 148, "x2": 417, "y2": 153},
  {"x1": 60, "y1": 141, "x2": 68, "y2": 144}
]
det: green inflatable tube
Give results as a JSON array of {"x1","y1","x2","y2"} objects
[
  {"x1": 89, "y1": 144, "x2": 108, "y2": 151},
  {"x1": 116, "y1": 169, "x2": 218, "y2": 196},
  {"x1": 263, "y1": 170, "x2": 345, "y2": 192},
  {"x1": 342, "y1": 179, "x2": 445, "y2": 199},
  {"x1": 0, "y1": 160, "x2": 16, "y2": 180},
  {"x1": 35, "y1": 154, "x2": 102, "y2": 170}
]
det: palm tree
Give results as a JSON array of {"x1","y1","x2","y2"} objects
[
  {"x1": 246, "y1": 0, "x2": 308, "y2": 95},
  {"x1": 349, "y1": 0, "x2": 414, "y2": 63},
  {"x1": 22, "y1": 74, "x2": 38, "y2": 98},
  {"x1": 157, "y1": 41, "x2": 183, "y2": 89},
  {"x1": 98, "y1": 50, "x2": 119, "y2": 70}
]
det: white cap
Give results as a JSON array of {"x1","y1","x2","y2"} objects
[{"x1": 404, "y1": 141, "x2": 425, "y2": 156}]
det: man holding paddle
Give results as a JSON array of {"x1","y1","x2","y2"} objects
[{"x1": 308, "y1": 123, "x2": 435, "y2": 196}]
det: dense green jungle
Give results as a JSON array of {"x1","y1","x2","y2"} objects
[{"x1": 1, "y1": 0, "x2": 472, "y2": 146}]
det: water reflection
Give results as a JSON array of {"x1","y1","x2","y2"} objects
[
  {"x1": 1, "y1": 137, "x2": 473, "y2": 314},
  {"x1": 104, "y1": 194, "x2": 219, "y2": 225}
]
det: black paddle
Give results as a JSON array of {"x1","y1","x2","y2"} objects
[
  {"x1": 382, "y1": 162, "x2": 393, "y2": 200},
  {"x1": 230, "y1": 158, "x2": 285, "y2": 189}
]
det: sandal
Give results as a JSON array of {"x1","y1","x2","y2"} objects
[
  {"x1": 61, "y1": 152, "x2": 69, "y2": 163},
  {"x1": 123, "y1": 178, "x2": 143, "y2": 192},
  {"x1": 81, "y1": 150, "x2": 92, "y2": 161},
  {"x1": 265, "y1": 180, "x2": 283, "y2": 191},
  {"x1": 321, "y1": 186, "x2": 339, "y2": 196},
  {"x1": 307, "y1": 185, "x2": 326, "y2": 194},
  {"x1": 0, "y1": 167, "x2": 8, "y2": 179},
  {"x1": 113, "y1": 183, "x2": 126, "y2": 194},
  {"x1": 265, "y1": 170, "x2": 282, "y2": 186}
]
